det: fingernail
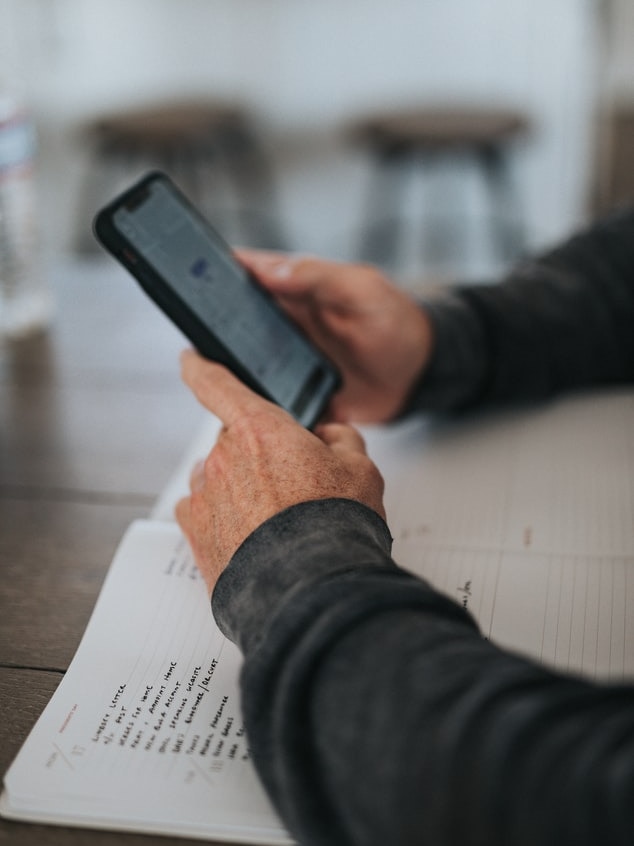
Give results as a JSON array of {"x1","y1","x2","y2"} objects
[{"x1": 271, "y1": 260, "x2": 293, "y2": 279}]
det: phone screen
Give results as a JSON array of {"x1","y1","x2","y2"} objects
[{"x1": 110, "y1": 178, "x2": 334, "y2": 420}]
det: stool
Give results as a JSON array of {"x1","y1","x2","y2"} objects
[
  {"x1": 349, "y1": 107, "x2": 530, "y2": 271},
  {"x1": 75, "y1": 99, "x2": 287, "y2": 253}
]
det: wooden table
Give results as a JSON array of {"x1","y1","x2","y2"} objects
[{"x1": 0, "y1": 258, "x2": 230, "y2": 844}]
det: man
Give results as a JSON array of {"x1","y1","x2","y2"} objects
[{"x1": 176, "y1": 208, "x2": 634, "y2": 845}]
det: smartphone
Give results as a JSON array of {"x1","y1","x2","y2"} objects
[{"x1": 93, "y1": 172, "x2": 340, "y2": 429}]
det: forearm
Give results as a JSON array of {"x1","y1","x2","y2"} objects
[
  {"x1": 409, "y1": 207, "x2": 634, "y2": 411},
  {"x1": 213, "y1": 500, "x2": 634, "y2": 846}
]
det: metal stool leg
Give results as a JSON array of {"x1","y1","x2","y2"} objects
[
  {"x1": 480, "y1": 146, "x2": 526, "y2": 263},
  {"x1": 358, "y1": 147, "x2": 412, "y2": 266},
  {"x1": 219, "y1": 125, "x2": 288, "y2": 250}
]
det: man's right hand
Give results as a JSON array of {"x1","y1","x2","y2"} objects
[
  {"x1": 237, "y1": 250, "x2": 434, "y2": 423},
  {"x1": 176, "y1": 351, "x2": 386, "y2": 594}
]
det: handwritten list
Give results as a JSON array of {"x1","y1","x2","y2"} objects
[{"x1": 3, "y1": 520, "x2": 291, "y2": 843}]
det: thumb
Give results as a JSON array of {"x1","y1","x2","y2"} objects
[
  {"x1": 314, "y1": 422, "x2": 367, "y2": 455},
  {"x1": 235, "y1": 249, "x2": 309, "y2": 292},
  {"x1": 236, "y1": 249, "x2": 346, "y2": 301}
]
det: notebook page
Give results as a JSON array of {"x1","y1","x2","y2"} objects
[
  {"x1": 388, "y1": 390, "x2": 634, "y2": 681},
  {"x1": 151, "y1": 413, "x2": 222, "y2": 521},
  {"x1": 2, "y1": 519, "x2": 291, "y2": 844}
]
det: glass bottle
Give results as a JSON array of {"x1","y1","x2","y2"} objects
[{"x1": 0, "y1": 93, "x2": 52, "y2": 338}]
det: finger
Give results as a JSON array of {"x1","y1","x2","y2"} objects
[
  {"x1": 235, "y1": 249, "x2": 305, "y2": 289},
  {"x1": 239, "y1": 251, "x2": 349, "y2": 301},
  {"x1": 234, "y1": 248, "x2": 287, "y2": 269},
  {"x1": 314, "y1": 422, "x2": 367, "y2": 455},
  {"x1": 175, "y1": 495, "x2": 191, "y2": 533},
  {"x1": 189, "y1": 459, "x2": 205, "y2": 493},
  {"x1": 180, "y1": 350, "x2": 276, "y2": 427}
]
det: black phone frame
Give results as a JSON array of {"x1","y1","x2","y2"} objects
[{"x1": 93, "y1": 171, "x2": 340, "y2": 428}]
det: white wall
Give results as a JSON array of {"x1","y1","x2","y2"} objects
[{"x1": 1, "y1": 0, "x2": 603, "y2": 279}]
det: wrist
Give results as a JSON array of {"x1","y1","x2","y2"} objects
[{"x1": 212, "y1": 498, "x2": 393, "y2": 654}]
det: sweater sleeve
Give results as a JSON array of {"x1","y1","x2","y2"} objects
[
  {"x1": 407, "y1": 206, "x2": 634, "y2": 412},
  {"x1": 212, "y1": 498, "x2": 634, "y2": 846}
]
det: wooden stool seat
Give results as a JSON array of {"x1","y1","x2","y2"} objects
[
  {"x1": 349, "y1": 106, "x2": 530, "y2": 272},
  {"x1": 76, "y1": 99, "x2": 286, "y2": 252},
  {"x1": 351, "y1": 107, "x2": 528, "y2": 151},
  {"x1": 91, "y1": 101, "x2": 244, "y2": 147}
]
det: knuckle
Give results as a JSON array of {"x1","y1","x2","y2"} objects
[
  {"x1": 358, "y1": 263, "x2": 388, "y2": 288},
  {"x1": 203, "y1": 446, "x2": 228, "y2": 482},
  {"x1": 356, "y1": 455, "x2": 385, "y2": 491},
  {"x1": 229, "y1": 408, "x2": 290, "y2": 460}
]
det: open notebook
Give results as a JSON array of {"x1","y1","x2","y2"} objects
[{"x1": 2, "y1": 389, "x2": 633, "y2": 842}]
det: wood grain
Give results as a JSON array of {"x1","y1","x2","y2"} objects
[{"x1": 0, "y1": 499, "x2": 148, "y2": 669}]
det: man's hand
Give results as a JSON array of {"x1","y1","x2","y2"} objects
[
  {"x1": 236, "y1": 250, "x2": 434, "y2": 423},
  {"x1": 175, "y1": 350, "x2": 386, "y2": 594}
]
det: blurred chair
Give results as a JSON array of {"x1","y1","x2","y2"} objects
[
  {"x1": 348, "y1": 106, "x2": 530, "y2": 271},
  {"x1": 593, "y1": 101, "x2": 634, "y2": 215},
  {"x1": 75, "y1": 99, "x2": 287, "y2": 253}
]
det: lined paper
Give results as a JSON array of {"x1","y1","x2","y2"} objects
[{"x1": 384, "y1": 391, "x2": 634, "y2": 681}]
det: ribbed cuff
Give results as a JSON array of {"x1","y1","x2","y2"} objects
[
  {"x1": 212, "y1": 498, "x2": 394, "y2": 654},
  {"x1": 404, "y1": 292, "x2": 488, "y2": 413}
]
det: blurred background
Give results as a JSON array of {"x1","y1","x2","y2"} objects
[{"x1": 1, "y1": 0, "x2": 633, "y2": 306}]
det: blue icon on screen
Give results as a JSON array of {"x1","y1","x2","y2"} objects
[{"x1": 190, "y1": 258, "x2": 209, "y2": 278}]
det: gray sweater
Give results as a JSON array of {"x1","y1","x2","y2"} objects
[{"x1": 213, "y1": 208, "x2": 634, "y2": 845}]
